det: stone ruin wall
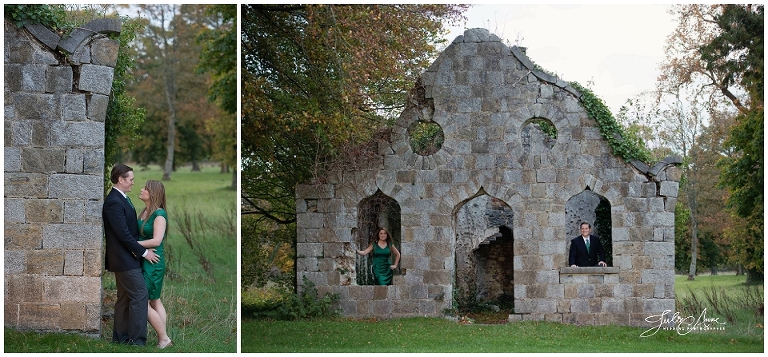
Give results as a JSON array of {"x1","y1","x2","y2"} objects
[
  {"x1": 5, "y1": 18, "x2": 121, "y2": 335},
  {"x1": 295, "y1": 28, "x2": 681, "y2": 326}
]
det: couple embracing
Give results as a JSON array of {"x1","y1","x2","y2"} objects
[{"x1": 102, "y1": 164, "x2": 173, "y2": 348}]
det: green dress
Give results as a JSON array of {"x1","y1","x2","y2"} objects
[
  {"x1": 138, "y1": 208, "x2": 167, "y2": 300},
  {"x1": 372, "y1": 243, "x2": 393, "y2": 285}
]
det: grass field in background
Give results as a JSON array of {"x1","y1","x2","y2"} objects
[
  {"x1": 242, "y1": 273, "x2": 763, "y2": 352},
  {"x1": 5, "y1": 164, "x2": 238, "y2": 353}
]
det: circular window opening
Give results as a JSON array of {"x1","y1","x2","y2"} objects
[{"x1": 408, "y1": 121, "x2": 444, "y2": 156}]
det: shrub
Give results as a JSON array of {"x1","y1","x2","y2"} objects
[
  {"x1": 242, "y1": 277, "x2": 340, "y2": 320},
  {"x1": 276, "y1": 277, "x2": 340, "y2": 320},
  {"x1": 242, "y1": 284, "x2": 289, "y2": 318}
]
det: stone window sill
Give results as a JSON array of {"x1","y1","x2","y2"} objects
[{"x1": 559, "y1": 267, "x2": 619, "y2": 274}]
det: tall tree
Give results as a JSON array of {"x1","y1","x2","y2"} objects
[
  {"x1": 240, "y1": 4, "x2": 467, "y2": 287},
  {"x1": 701, "y1": 4, "x2": 764, "y2": 283},
  {"x1": 196, "y1": 4, "x2": 237, "y2": 187},
  {"x1": 656, "y1": 4, "x2": 762, "y2": 280},
  {"x1": 127, "y1": 5, "x2": 225, "y2": 175}
]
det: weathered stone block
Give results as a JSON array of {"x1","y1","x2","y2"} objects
[
  {"x1": 18, "y1": 304, "x2": 61, "y2": 329},
  {"x1": 90, "y1": 37, "x2": 119, "y2": 67},
  {"x1": 46, "y1": 66, "x2": 73, "y2": 92},
  {"x1": 60, "y1": 303, "x2": 85, "y2": 330},
  {"x1": 84, "y1": 200, "x2": 102, "y2": 223},
  {"x1": 21, "y1": 64, "x2": 47, "y2": 92},
  {"x1": 21, "y1": 148, "x2": 65, "y2": 173},
  {"x1": 83, "y1": 249, "x2": 101, "y2": 277},
  {"x1": 42, "y1": 224, "x2": 101, "y2": 249},
  {"x1": 77, "y1": 64, "x2": 114, "y2": 95},
  {"x1": 44, "y1": 276, "x2": 101, "y2": 303},
  {"x1": 5, "y1": 250, "x2": 26, "y2": 274},
  {"x1": 5, "y1": 224, "x2": 43, "y2": 249},
  {"x1": 10, "y1": 120, "x2": 32, "y2": 147},
  {"x1": 296, "y1": 257, "x2": 318, "y2": 272},
  {"x1": 5, "y1": 147, "x2": 22, "y2": 172},
  {"x1": 25, "y1": 199, "x2": 63, "y2": 223},
  {"x1": 423, "y1": 270, "x2": 451, "y2": 285},
  {"x1": 65, "y1": 148, "x2": 84, "y2": 173},
  {"x1": 13, "y1": 92, "x2": 58, "y2": 120},
  {"x1": 86, "y1": 93, "x2": 109, "y2": 122},
  {"x1": 5, "y1": 198, "x2": 25, "y2": 223},
  {"x1": 48, "y1": 174, "x2": 102, "y2": 200},
  {"x1": 64, "y1": 250, "x2": 84, "y2": 276},
  {"x1": 51, "y1": 121, "x2": 104, "y2": 146},
  {"x1": 61, "y1": 93, "x2": 87, "y2": 121},
  {"x1": 27, "y1": 249, "x2": 64, "y2": 275},
  {"x1": 297, "y1": 243, "x2": 323, "y2": 258},
  {"x1": 659, "y1": 181, "x2": 679, "y2": 197}
]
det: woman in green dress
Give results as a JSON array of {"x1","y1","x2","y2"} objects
[
  {"x1": 356, "y1": 227, "x2": 401, "y2": 285},
  {"x1": 137, "y1": 180, "x2": 172, "y2": 349}
]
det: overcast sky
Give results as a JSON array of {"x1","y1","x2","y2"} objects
[{"x1": 442, "y1": 4, "x2": 678, "y2": 116}]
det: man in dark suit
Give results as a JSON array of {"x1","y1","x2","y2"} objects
[
  {"x1": 103, "y1": 164, "x2": 158, "y2": 345},
  {"x1": 569, "y1": 222, "x2": 607, "y2": 267}
]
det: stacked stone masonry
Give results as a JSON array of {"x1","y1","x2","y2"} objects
[
  {"x1": 5, "y1": 19, "x2": 121, "y2": 334},
  {"x1": 295, "y1": 28, "x2": 680, "y2": 326}
]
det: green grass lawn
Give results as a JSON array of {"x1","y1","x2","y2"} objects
[
  {"x1": 5, "y1": 164, "x2": 238, "y2": 353},
  {"x1": 242, "y1": 273, "x2": 764, "y2": 352}
]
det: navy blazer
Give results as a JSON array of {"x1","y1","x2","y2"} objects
[
  {"x1": 568, "y1": 234, "x2": 606, "y2": 267},
  {"x1": 103, "y1": 189, "x2": 146, "y2": 272}
]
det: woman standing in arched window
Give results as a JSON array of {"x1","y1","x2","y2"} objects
[{"x1": 356, "y1": 227, "x2": 401, "y2": 285}]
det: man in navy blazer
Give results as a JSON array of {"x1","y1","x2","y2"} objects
[
  {"x1": 569, "y1": 222, "x2": 607, "y2": 267},
  {"x1": 103, "y1": 164, "x2": 159, "y2": 345}
]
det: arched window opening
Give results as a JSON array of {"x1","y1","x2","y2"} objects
[
  {"x1": 565, "y1": 188, "x2": 613, "y2": 266},
  {"x1": 356, "y1": 190, "x2": 402, "y2": 285}
]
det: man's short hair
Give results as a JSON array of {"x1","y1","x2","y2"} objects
[
  {"x1": 580, "y1": 222, "x2": 591, "y2": 228},
  {"x1": 110, "y1": 164, "x2": 133, "y2": 184}
]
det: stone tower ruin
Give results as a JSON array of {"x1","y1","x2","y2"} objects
[
  {"x1": 5, "y1": 18, "x2": 121, "y2": 335},
  {"x1": 294, "y1": 28, "x2": 681, "y2": 326}
]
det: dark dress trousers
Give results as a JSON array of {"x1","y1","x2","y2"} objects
[
  {"x1": 103, "y1": 188, "x2": 149, "y2": 345},
  {"x1": 568, "y1": 234, "x2": 607, "y2": 267}
]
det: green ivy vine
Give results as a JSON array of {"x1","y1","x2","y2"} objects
[
  {"x1": 4, "y1": 4, "x2": 66, "y2": 30},
  {"x1": 569, "y1": 81, "x2": 653, "y2": 165}
]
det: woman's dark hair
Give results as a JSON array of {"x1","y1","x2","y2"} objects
[{"x1": 375, "y1": 227, "x2": 392, "y2": 245}]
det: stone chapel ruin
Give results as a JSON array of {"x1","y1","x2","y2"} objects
[
  {"x1": 295, "y1": 28, "x2": 681, "y2": 326},
  {"x1": 5, "y1": 18, "x2": 121, "y2": 335}
]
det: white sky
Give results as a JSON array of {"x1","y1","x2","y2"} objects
[{"x1": 442, "y1": 4, "x2": 678, "y2": 116}]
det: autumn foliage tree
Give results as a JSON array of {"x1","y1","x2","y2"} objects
[
  {"x1": 658, "y1": 4, "x2": 763, "y2": 282},
  {"x1": 240, "y1": 4, "x2": 467, "y2": 288}
]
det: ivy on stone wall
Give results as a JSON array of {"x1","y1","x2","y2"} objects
[
  {"x1": 104, "y1": 17, "x2": 146, "y2": 194},
  {"x1": 4, "y1": 4, "x2": 66, "y2": 30},
  {"x1": 569, "y1": 81, "x2": 654, "y2": 165}
]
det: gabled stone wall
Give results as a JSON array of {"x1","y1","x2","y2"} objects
[
  {"x1": 4, "y1": 18, "x2": 121, "y2": 335},
  {"x1": 295, "y1": 28, "x2": 681, "y2": 326}
]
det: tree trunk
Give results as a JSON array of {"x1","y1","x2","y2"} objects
[
  {"x1": 687, "y1": 160, "x2": 699, "y2": 280},
  {"x1": 162, "y1": 81, "x2": 176, "y2": 181},
  {"x1": 687, "y1": 219, "x2": 698, "y2": 280},
  {"x1": 191, "y1": 161, "x2": 201, "y2": 171},
  {"x1": 746, "y1": 268, "x2": 763, "y2": 285},
  {"x1": 231, "y1": 168, "x2": 236, "y2": 189},
  {"x1": 160, "y1": 7, "x2": 177, "y2": 182},
  {"x1": 220, "y1": 162, "x2": 229, "y2": 173}
]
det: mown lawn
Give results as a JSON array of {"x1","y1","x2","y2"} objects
[
  {"x1": 5, "y1": 164, "x2": 238, "y2": 353},
  {"x1": 242, "y1": 273, "x2": 763, "y2": 352}
]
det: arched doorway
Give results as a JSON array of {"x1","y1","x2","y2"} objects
[{"x1": 454, "y1": 192, "x2": 514, "y2": 310}]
